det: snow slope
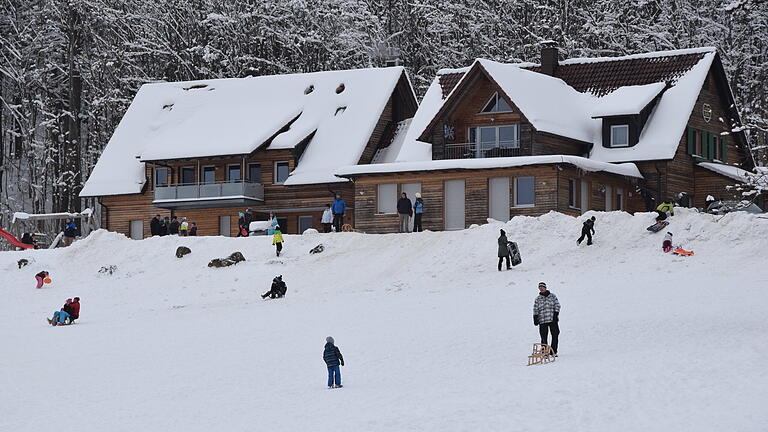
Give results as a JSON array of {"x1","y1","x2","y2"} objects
[{"x1": 2, "y1": 210, "x2": 767, "y2": 431}]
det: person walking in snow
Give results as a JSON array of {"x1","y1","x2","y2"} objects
[
  {"x1": 189, "y1": 222, "x2": 198, "y2": 236},
  {"x1": 533, "y1": 282, "x2": 561, "y2": 356},
  {"x1": 63, "y1": 219, "x2": 77, "y2": 247},
  {"x1": 273, "y1": 225, "x2": 284, "y2": 257},
  {"x1": 169, "y1": 216, "x2": 180, "y2": 235},
  {"x1": 497, "y1": 229, "x2": 511, "y2": 271},
  {"x1": 35, "y1": 271, "x2": 49, "y2": 289},
  {"x1": 331, "y1": 193, "x2": 346, "y2": 233},
  {"x1": 413, "y1": 193, "x2": 425, "y2": 232},
  {"x1": 323, "y1": 336, "x2": 344, "y2": 389},
  {"x1": 150, "y1": 214, "x2": 161, "y2": 236},
  {"x1": 262, "y1": 275, "x2": 287, "y2": 299},
  {"x1": 321, "y1": 204, "x2": 333, "y2": 233},
  {"x1": 662, "y1": 232, "x2": 673, "y2": 253},
  {"x1": 577, "y1": 216, "x2": 596, "y2": 246},
  {"x1": 48, "y1": 298, "x2": 73, "y2": 326},
  {"x1": 655, "y1": 200, "x2": 675, "y2": 222},
  {"x1": 397, "y1": 192, "x2": 413, "y2": 233}
]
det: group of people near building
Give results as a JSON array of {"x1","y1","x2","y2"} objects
[
  {"x1": 150, "y1": 215, "x2": 197, "y2": 237},
  {"x1": 396, "y1": 192, "x2": 425, "y2": 233},
  {"x1": 321, "y1": 193, "x2": 348, "y2": 233}
]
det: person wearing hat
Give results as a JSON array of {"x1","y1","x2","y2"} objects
[
  {"x1": 497, "y1": 229, "x2": 511, "y2": 271},
  {"x1": 533, "y1": 282, "x2": 561, "y2": 356},
  {"x1": 397, "y1": 192, "x2": 413, "y2": 233},
  {"x1": 69, "y1": 297, "x2": 81, "y2": 322},
  {"x1": 262, "y1": 276, "x2": 287, "y2": 299},
  {"x1": 48, "y1": 298, "x2": 73, "y2": 326},
  {"x1": 413, "y1": 193, "x2": 425, "y2": 232},
  {"x1": 323, "y1": 336, "x2": 344, "y2": 389},
  {"x1": 577, "y1": 216, "x2": 596, "y2": 246},
  {"x1": 272, "y1": 224, "x2": 284, "y2": 257}
]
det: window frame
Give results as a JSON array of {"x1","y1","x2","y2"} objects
[
  {"x1": 479, "y1": 92, "x2": 513, "y2": 114},
  {"x1": 610, "y1": 124, "x2": 630, "y2": 148},
  {"x1": 274, "y1": 161, "x2": 290, "y2": 185},
  {"x1": 153, "y1": 167, "x2": 170, "y2": 189},
  {"x1": 247, "y1": 163, "x2": 262, "y2": 183},
  {"x1": 200, "y1": 165, "x2": 216, "y2": 185},
  {"x1": 227, "y1": 164, "x2": 242, "y2": 182},
  {"x1": 568, "y1": 179, "x2": 579, "y2": 209},
  {"x1": 468, "y1": 124, "x2": 520, "y2": 149},
  {"x1": 180, "y1": 166, "x2": 196, "y2": 185},
  {"x1": 513, "y1": 176, "x2": 535, "y2": 208},
  {"x1": 376, "y1": 183, "x2": 398, "y2": 214}
]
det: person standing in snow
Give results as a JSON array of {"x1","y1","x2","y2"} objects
[
  {"x1": 397, "y1": 192, "x2": 413, "y2": 233},
  {"x1": 267, "y1": 212, "x2": 278, "y2": 235},
  {"x1": 655, "y1": 201, "x2": 675, "y2": 222},
  {"x1": 677, "y1": 192, "x2": 691, "y2": 208},
  {"x1": 273, "y1": 225, "x2": 284, "y2": 257},
  {"x1": 704, "y1": 195, "x2": 717, "y2": 212},
  {"x1": 35, "y1": 271, "x2": 49, "y2": 289},
  {"x1": 189, "y1": 222, "x2": 198, "y2": 236},
  {"x1": 323, "y1": 336, "x2": 344, "y2": 389},
  {"x1": 662, "y1": 232, "x2": 673, "y2": 253},
  {"x1": 497, "y1": 229, "x2": 511, "y2": 271},
  {"x1": 63, "y1": 219, "x2": 77, "y2": 247},
  {"x1": 533, "y1": 282, "x2": 561, "y2": 356},
  {"x1": 577, "y1": 216, "x2": 596, "y2": 246},
  {"x1": 243, "y1": 209, "x2": 255, "y2": 236},
  {"x1": 262, "y1": 275, "x2": 287, "y2": 299},
  {"x1": 160, "y1": 217, "x2": 169, "y2": 236},
  {"x1": 331, "y1": 193, "x2": 346, "y2": 233},
  {"x1": 179, "y1": 217, "x2": 189, "y2": 236},
  {"x1": 413, "y1": 193, "x2": 425, "y2": 232},
  {"x1": 237, "y1": 212, "x2": 247, "y2": 237},
  {"x1": 169, "y1": 216, "x2": 180, "y2": 235},
  {"x1": 321, "y1": 204, "x2": 333, "y2": 233},
  {"x1": 150, "y1": 214, "x2": 161, "y2": 236}
]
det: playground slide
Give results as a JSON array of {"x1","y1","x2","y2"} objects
[{"x1": 0, "y1": 227, "x2": 34, "y2": 249}]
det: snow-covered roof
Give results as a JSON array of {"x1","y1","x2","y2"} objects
[
  {"x1": 559, "y1": 47, "x2": 716, "y2": 66},
  {"x1": 81, "y1": 67, "x2": 408, "y2": 196},
  {"x1": 591, "y1": 82, "x2": 666, "y2": 118},
  {"x1": 337, "y1": 155, "x2": 643, "y2": 179},
  {"x1": 698, "y1": 162, "x2": 768, "y2": 190}
]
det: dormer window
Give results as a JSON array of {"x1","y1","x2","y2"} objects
[
  {"x1": 480, "y1": 92, "x2": 513, "y2": 113},
  {"x1": 610, "y1": 125, "x2": 629, "y2": 147}
]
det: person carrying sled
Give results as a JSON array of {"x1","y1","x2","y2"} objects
[
  {"x1": 48, "y1": 298, "x2": 73, "y2": 326},
  {"x1": 655, "y1": 201, "x2": 675, "y2": 222},
  {"x1": 662, "y1": 232, "x2": 673, "y2": 253},
  {"x1": 262, "y1": 275, "x2": 287, "y2": 299},
  {"x1": 323, "y1": 336, "x2": 344, "y2": 388},
  {"x1": 533, "y1": 282, "x2": 561, "y2": 356},
  {"x1": 497, "y1": 229, "x2": 511, "y2": 271},
  {"x1": 35, "y1": 271, "x2": 49, "y2": 289},
  {"x1": 273, "y1": 225, "x2": 284, "y2": 257},
  {"x1": 577, "y1": 216, "x2": 596, "y2": 246}
]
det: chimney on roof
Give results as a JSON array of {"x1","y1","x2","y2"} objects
[{"x1": 540, "y1": 41, "x2": 559, "y2": 76}]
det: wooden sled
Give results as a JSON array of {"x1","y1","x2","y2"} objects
[
  {"x1": 341, "y1": 224, "x2": 354, "y2": 232},
  {"x1": 527, "y1": 343, "x2": 555, "y2": 366}
]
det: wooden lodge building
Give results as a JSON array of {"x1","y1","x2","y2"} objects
[
  {"x1": 82, "y1": 44, "x2": 756, "y2": 237},
  {"x1": 336, "y1": 44, "x2": 756, "y2": 233}
]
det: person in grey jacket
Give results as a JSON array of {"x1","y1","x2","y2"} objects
[
  {"x1": 533, "y1": 282, "x2": 561, "y2": 356},
  {"x1": 497, "y1": 229, "x2": 511, "y2": 271}
]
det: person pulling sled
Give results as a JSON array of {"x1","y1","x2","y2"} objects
[{"x1": 262, "y1": 275, "x2": 287, "y2": 299}]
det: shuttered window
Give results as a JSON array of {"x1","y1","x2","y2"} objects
[
  {"x1": 721, "y1": 135, "x2": 728, "y2": 162},
  {"x1": 700, "y1": 130, "x2": 709, "y2": 159},
  {"x1": 686, "y1": 127, "x2": 696, "y2": 155}
]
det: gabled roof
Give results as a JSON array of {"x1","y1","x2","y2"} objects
[{"x1": 80, "y1": 67, "x2": 411, "y2": 196}]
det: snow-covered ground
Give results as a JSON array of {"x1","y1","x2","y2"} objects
[{"x1": 2, "y1": 209, "x2": 767, "y2": 431}]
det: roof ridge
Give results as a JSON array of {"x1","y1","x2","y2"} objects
[{"x1": 558, "y1": 47, "x2": 716, "y2": 66}]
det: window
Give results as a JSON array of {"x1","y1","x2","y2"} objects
[
  {"x1": 568, "y1": 179, "x2": 578, "y2": 209},
  {"x1": 469, "y1": 125, "x2": 520, "y2": 150},
  {"x1": 480, "y1": 92, "x2": 513, "y2": 113},
  {"x1": 274, "y1": 162, "x2": 290, "y2": 184},
  {"x1": 299, "y1": 215, "x2": 313, "y2": 233},
  {"x1": 154, "y1": 168, "x2": 169, "y2": 188},
  {"x1": 713, "y1": 135, "x2": 720, "y2": 160},
  {"x1": 201, "y1": 166, "x2": 216, "y2": 184},
  {"x1": 514, "y1": 177, "x2": 535, "y2": 207},
  {"x1": 610, "y1": 125, "x2": 629, "y2": 147},
  {"x1": 248, "y1": 163, "x2": 262, "y2": 183},
  {"x1": 180, "y1": 167, "x2": 195, "y2": 185},
  {"x1": 227, "y1": 164, "x2": 241, "y2": 182},
  {"x1": 377, "y1": 184, "x2": 397, "y2": 214}
]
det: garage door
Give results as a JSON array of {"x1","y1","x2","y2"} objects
[{"x1": 444, "y1": 179, "x2": 465, "y2": 230}]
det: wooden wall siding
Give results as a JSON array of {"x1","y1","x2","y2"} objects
[
  {"x1": 692, "y1": 167, "x2": 744, "y2": 208},
  {"x1": 693, "y1": 71, "x2": 747, "y2": 167},
  {"x1": 532, "y1": 131, "x2": 587, "y2": 156},
  {"x1": 557, "y1": 166, "x2": 642, "y2": 214}
]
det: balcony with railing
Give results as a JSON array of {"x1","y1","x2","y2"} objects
[
  {"x1": 153, "y1": 180, "x2": 265, "y2": 209},
  {"x1": 443, "y1": 142, "x2": 524, "y2": 160}
]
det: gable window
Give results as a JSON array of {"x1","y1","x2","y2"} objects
[
  {"x1": 468, "y1": 125, "x2": 520, "y2": 157},
  {"x1": 480, "y1": 92, "x2": 513, "y2": 113},
  {"x1": 180, "y1": 166, "x2": 195, "y2": 185},
  {"x1": 154, "y1": 168, "x2": 169, "y2": 188},
  {"x1": 248, "y1": 163, "x2": 261, "y2": 183},
  {"x1": 568, "y1": 179, "x2": 578, "y2": 209},
  {"x1": 201, "y1": 166, "x2": 216, "y2": 184},
  {"x1": 610, "y1": 125, "x2": 629, "y2": 147},
  {"x1": 227, "y1": 164, "x2": 241, "y2": 182},
  {"x1": 274, "y1": 161, "x2": 290, "y2": 184},
  {"x1": 514, "y1": 176, "x2": 535, "y2": 207}
]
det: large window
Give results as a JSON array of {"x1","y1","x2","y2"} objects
[
  {"x1": 480, "y1": 92, "x2": 513, "y2": 113},
  {"x1": 610, "y1": 125, "x2": 629, "y2": 148},
  {"x1": 227, "y1": 164, "x2": 241, "y2": 182},
  {"x1": 469, "y1": 125, "x2": 520, "y2": 150},
  {"x1": 248, "y1": 163, "x2": 261, "y2": 183},
  {"x1": 514, "y1": 176, "x2": 535, "y2": 207},
  {"x1": 201, "y1": 166, "x2": 216, "y2": 184},
  {"x1": 154, "y1": 168, "x2": 169, "y2": 188},
  {"x1": 274, "y1": 162, "x2": 290, "y2": 184},
  {"x1": 180, "y1": 166, "x2": 195, "y2": 185},
  {"x1": 377, "y1": 184, "x2": 397, "y2": 214},
  {"x1": 568, "y1": 179, "x2": 578, "y2": 209}
]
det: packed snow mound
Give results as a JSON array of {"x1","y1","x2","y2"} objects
[{"x1": 2, "y1": 209, "x2": 767, "y2": 431}]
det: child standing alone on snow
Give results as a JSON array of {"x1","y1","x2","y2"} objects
[
  {"x1": 273, "y1": 225, "x2": 284, "y2": 257},
  {"x1": 323, "y1": 336, "x2": 344, "y2": 388}
]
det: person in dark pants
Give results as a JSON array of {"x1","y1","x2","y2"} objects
[
  {"x1": 497, "y1": 229, "x2": 511, "y2": 271},
  {"x1": 533, "y1": 282, "x2": 561, "y2": 356},
  {"x1": 331, "y1": 193, "x2": 346, "y2": 232},
  {"x1": 577, "y1": 216, "x2": 596, "y2": 245},
  {"x1": 150, "y1": 214, "x2": 161, "y2": 236},
  {"x1": 168, "y1": 216, "x2": 180, "y2": 235},
  {"x1": 262, "y1": 275, "x2": 287, "y2": 299},
  {"x1": 413, "y1": 193, "x2": 424, "y2": 232},
  {"x1": 655, "y1": 201, "x2": 674, "y2": 222},
  {"x1": 323, "y1": 336, "x2": 344, "y2": 389},
  {"x1": 321, "y1": 204, "x2": 333, "y2": 233},
  {"x1": 160, "y1": 217, "x2": 169, "y2": 236},
  {"x1": 397, "y1": 192, "x2": 413, "y2": 233},
  {"x1": 272, "y1": 225, "x2": 284, "y2": 257},
  {"x1": 189, "y1": 222, "x2": 198, "y2": 236}
]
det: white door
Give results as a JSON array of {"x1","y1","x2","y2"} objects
[
  {"x1": 444, "y1": 179, "x2": 466, "y2": 230},
  {"x1": 402, "y1": 183, "x2": 421, "y2": 231},
  {"x1": 219, "y1": 215, "x2": 231, "y2": 236},
  {"x1": 129, "y1": 220, "x2": 143, "y2": 240},
  {"x1": 580, "y1": 180, "x2": 589, "y2": 214},
  {"x1": 489, "y1": 177, "x2": 510, "y2": 222},
  {"x1": 605, "y1": 185, "x2": 613, "y2": 211}
]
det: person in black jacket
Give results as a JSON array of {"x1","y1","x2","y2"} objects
[
  {"x1": 323, "y1": 336, "x2": 344, "y2": 388},
  {"x1": 168, "y1": 216, "x2": 180, "y2": 235},
  {"x1": 497, "y1": 229, "x2": 511, "y2": 271},
  {"x1": 160, "y1": 217, "x2": 169, "y2": 236},
  {"x1": 150, "y1": 214, "x2": 161, "y2": 236},
  {"x1": 577, "y1": 216, "x2": 596, "y2": 245},
  {"x1": 261, "y1": 275, "x2": 287, "y2": 299},
  {"x1": 397, "y1": 192, "x2": 413, "y2": 233}
]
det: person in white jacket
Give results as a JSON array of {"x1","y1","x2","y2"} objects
[{"x1": 321, "y1": 204, "x2": 333, "y2": 233}]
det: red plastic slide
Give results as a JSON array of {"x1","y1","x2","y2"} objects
[{"x1": 0, "y1": 227, "x2": 34, "y2": 249}]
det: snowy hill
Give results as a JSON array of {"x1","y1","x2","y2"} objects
[{"x1": 2, "y1": 209, "x2": 767, "y2": 431}]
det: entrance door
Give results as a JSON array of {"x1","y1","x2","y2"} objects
[
  {"x1": 299, "y1": 215, "x2": 314, "y2": 233},
  {"x1": 401, "y1": 183, "x2": 421, "y2": 231},
  {"x1": 605, "y1": 185, "x2": 613, "y2": 211},
  {"x1": 580, "y1": 180, "x2": 589, "y2": 214},
  {"x1": 489, "y1": 177, "x2": 510, "y2": 222},
  {"x1": 444, "y1": 179, "x2": 466, "y2": 230},
  {"x1": 129, "y1": 220, "x2": 143, "y2": 240}
]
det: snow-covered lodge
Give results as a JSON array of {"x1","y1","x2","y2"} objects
[{"x1": 81, "y1": 44, "x2": 754, "y2": 237}]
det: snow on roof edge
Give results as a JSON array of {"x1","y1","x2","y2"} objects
[{"x1": 559, "y1": 47, "x2": 716, "y2": 66}]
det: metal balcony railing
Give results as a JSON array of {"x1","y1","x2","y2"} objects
[
  {"x1": 443, "y1": 142, "x2": 523, "y2": 160},
  {"x1": 154, "y1": 180, "x2": 264, "y2": 202}
]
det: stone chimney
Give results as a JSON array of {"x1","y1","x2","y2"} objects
[{"x1": 540, "y1": 41, "x2": 559, "y2": 76}]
